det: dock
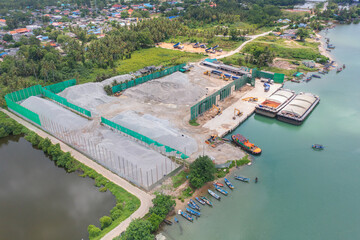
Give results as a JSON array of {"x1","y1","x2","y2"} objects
[{"x1": 203, "y1": 80, "x2": 282, "y2": 137}]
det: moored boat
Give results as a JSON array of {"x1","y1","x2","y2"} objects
[
  {"x1": 174, "y1": 217, "x2": 179, "y2": 223},
  {"x1": 214, "y1": 186, "x2": 228, "y2": 196},
  {"x1": 234, "y1": 175, "x2": 250, "y2": 182},
  {"x1": 306, "y1": 77, "x2": 312, "y2": 82},
  {"x1": 163, "y1": 219, "x2": 173, "y2": 225},
  {"x1": 190, "y1": 199, "x2": 201, "y2": 211},
  {"x1": 208, "y1": 189, "x2": 221, "y2": 200},
  {"x1": 224, "y1": 178, "x2": 234, "y2": 189},
  {"x1": 255, "y1": 88, "x2": 296, "y2": 118},
  {"x1": 200, "y1": 196, "x2": 213, "y2": 207},
  {"x1": 178, "y1": 210, "x2": 193, "y2": 222},
  {"x1": 214, "y1": 182, "x2": 224, "y2": 187},
  {"x1": 186, "y1": 207, "x2": 201, "y2": 217},
  {"x1": 312, "y1": 74, "x2": 321, "y2": 78},
  {"x1": 277, "y1": 92, "x2": 320, "y2": 125},
  {"x1": 195, "y1": 197, "x2": 206, "y2": 205},
  {"x1": 187, "y1": 202, "x2": 198, "y2": 211},
  {"x1": 231, "y1": 134, "x2": 262, "y2": 155}
]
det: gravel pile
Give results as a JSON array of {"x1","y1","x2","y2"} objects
[
  {"x1": 58, "y1": 74, "x2": 132, "y2": 113},
  {"x1": 111, "y1": 111, "x2": 198, "y2": 155},
  {"x1": 21, "y1": 96, "x2": 90, "y2": 131},
  {"x1": 123, "y1": 72, "x2": 207, "y2": 105}
]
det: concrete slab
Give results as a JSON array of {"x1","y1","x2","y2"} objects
[{"x1": 203, "y1": 80, "x2": 282, "y2": 137}]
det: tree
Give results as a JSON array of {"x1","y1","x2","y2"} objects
[
  {"x1": 147, "y1": 213, "x2": 163, "y2": 232},
  {"x1": 88, "y1": 225, "x2": 101, "y2": 238},
  {"x1": 149, "y1": 193, "x2": 175, "y2": 218},
  {"x1": 3, "y1": 34, "x2": 13, "y2": 42},
  {"x1": 189, "y1": 155, "x2": 216, "y2": 188},
  {"x1": 100, "y1": 216, "x2": 112, "y2": 229},
  {"x1": 121, "y1": 11, "x2": 129, "y2": 19},
  {"x1": 121, "y1": 219, "x2": 153, "y2": 240},
  {"x1": 297, "y1": 28, "x2": 309, "y2": 41}
]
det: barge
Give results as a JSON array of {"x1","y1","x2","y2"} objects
[
  {"x1": 255, "y1": 88, "x2": 296, "y2": 118},
  {"x1": 277, "y1": 92, "x2": 320, "y2": 125},
  {"x1": 231, "y1": 134, "x2": 262, "y2": 155}
]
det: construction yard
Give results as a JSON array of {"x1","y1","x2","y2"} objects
[
  {"x1": 158, "y1": 42, "x2": 227, "y2": 58},
  {"x1": 9, "y1": 60, "x2": 283, "y2": 190}
]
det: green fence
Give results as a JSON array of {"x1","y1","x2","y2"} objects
[
  {"x1": 42, "y1": 88, "x2": 92, "y2": 118},
  {"x1": 101, "y1": 117, "x2": 189, "y2": 159},
  {"x1": 190, "y1": 75, "x2": 250, "y2": 120},
  {"x1": 112, "y1": 63, "x2": 186, "y2": 93},
  {"x1": 44, "y1": 79, "x2": 76, "y2": 93},
  {"x1": 4, "y1": 85, "x2": 43, "y2": 126},
  {"x1": 252, "y1": 69, "x2": 285, "y2": 83}
]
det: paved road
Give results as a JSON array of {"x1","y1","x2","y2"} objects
[
  {"x1": 216, "y1": 25, "x2": 289, "y2": 60},
  {"x1": 1, "y1": 109, "x2": 153, "y2": 240}
]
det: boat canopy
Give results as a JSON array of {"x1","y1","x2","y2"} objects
[
  {"x1": 267, "y1": 89, "x2": 294, "y2": 104},
  {"x1": 281, "y1": 93, "x2": 317, "y2": 117}
]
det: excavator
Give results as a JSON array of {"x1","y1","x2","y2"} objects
[
  {"x1": 205, "y1": 134, "x2": 218, "y2": 148},
  {"x1": 220, "y1": 74, "x2": 230, "y2": 81},
  {"x1": 233, "y1": 108, "x2": 243, "y2": 120},
  {"x1": 212, "y1": 104, "x2": 221, "y2": 116}
]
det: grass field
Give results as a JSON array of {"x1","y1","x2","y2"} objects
[
  {"x1": 172, "y1": 171, "x2": 188, "y2": 188},
  {"x1": 78, "y1": 47, "x2": 204, "y2": 84}
]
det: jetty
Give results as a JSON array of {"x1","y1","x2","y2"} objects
[{"x1": 203, "y1": 80, "x2": 282, "y2": 137}]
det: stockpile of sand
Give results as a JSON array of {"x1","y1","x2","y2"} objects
[
  {"x1": 111, "y1": 111, "x2": 198, "y2": 155},
  {"x1": 123, "y1": 72, "x2": 207, "y2": 105},
  {"x1": 21, "y1": 96, "x2": 89, "y2": 131}
]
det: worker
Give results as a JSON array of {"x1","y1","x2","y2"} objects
[{"x1": 255, "y1": 177, "x2": 258, "y2": 183}]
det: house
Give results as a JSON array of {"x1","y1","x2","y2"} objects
[{"x1": 0, "y1": 19, "x2": 6, "y2": 27}]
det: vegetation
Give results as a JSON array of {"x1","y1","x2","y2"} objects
[
  {"x1": 216, "y1": 155, "x2": 251, "y2": 178},
  {"x1": 178, "y1": 186, "x2": 194, "y2": 202},
  {"x1": 0, "y1": 112, "x2": 26, "y2": 138},
  {"x1": 189, "y1": 155, "x2": 216, "y2": 189},
  {"x1": 118, "y1": 193, "x2": 175, "y2": 239},
  {"x1": 189, "y1": 119, "x2": 200, "y2": 126},
  {"x1": 172, "y1": 170, "x2": 188, "y2": 188}
]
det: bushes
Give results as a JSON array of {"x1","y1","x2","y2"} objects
[
  {"x1": 147, "y1": 213, "x2": 163, "y2": 232},
  {"x1": 0, "y1": 112, "x2": 26, "y2": 138},
  {"x1": 120, "y1": 219, "x2": 153, "y2": 240},
  {"x1": 100, "y1": 216, "x2": 112, "y2": 229},
  {"x1": 149, "y1": 193, "x2": 175, "y2": 218},
  {"x1": 189, "y1": 155, "x2": 216, "y2": 189},
  {"x1": 88, "y1": 225, "x2": 101, "y2": 238}
]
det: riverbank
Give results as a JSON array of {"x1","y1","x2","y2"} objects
[{"x1": 0, "y1": 109, "x2": 153, "y2": 240}]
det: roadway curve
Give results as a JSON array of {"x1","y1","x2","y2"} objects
[
  {"x1": 216, "y1": 25, "x2": 289, "y2": 60},
  {"x1": 1, "y1": 109, "x2": 153, "y2": 240}
]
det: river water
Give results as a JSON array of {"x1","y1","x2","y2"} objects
[
  {"x1": 0, "y1": 137, "x2": 116, "y2": 240},
  {"x1": 163, "y1": 24, "x2": 360, "y2": 240}
]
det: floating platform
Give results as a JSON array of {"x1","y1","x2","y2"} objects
[
  {"x1": 255, "y1": 88, "x2": 296, "y2": 118},
  {"x1": 277, "y1": 92, "x2": 320, "y2": 125}
]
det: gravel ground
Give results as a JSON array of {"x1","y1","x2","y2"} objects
[
  {"x1": 123, "y1": 72, "x2": 207, "y2": 105},
  {"x1": 111, "y1": 111, "x2": 198, "y2": 155}
]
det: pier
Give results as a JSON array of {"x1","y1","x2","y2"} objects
[{"x1": 203, "y1": 80, "x2": 282, "y2": 137}]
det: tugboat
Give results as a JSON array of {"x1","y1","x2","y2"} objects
[
  {"x1": 312, "y1": 144, "x2": 324, "y2": 150},
  {"x1": 232, "y1": 134, "x2": 262, "y2": 155}
]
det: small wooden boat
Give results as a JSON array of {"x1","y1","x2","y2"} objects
[
  {"x1": 343, "y1": 64, "x2": 346, "y2": 69},
  {"x1": 234, "y1": 175, "x2": 250, "y2": 182},
  {"x1": 291, "y1": 79, "x2": 301, "y2": 83},
  {"x1": 174, "y1": 217, "x2": 179, "y2": 223},
  {"x1": 312, "y1": 74, "x2": 321, "y2": 78},
  {"x1": 306, "y1": 77, "x2": 312, "y2": 82},
  {"x1": 312, "y1": 144, "x2": 324, "y2": 150},
  {"x1": 214, "y1": 182, "x2": 224, "y2": 187},
  {"x1": 200, "y1": 196, "x2": 213, "y2": 207},
  {"x1": 215, "y1": 186, "x2": 228, "y2": 195},
  {"x1": 187, "y1": 202, "x2": 198, "y2": 211},
  {"x1": 190, "y1": 199, "x2": 201, "y2": 211},
  {"x1": 208, "y1": 189, "x2": 221, "y2": 200},
  {"x1": 178, "y1": 210, "x2": 193, "y2": 222},
  {"x1": 336, "y1": 68, "x2": 342, "y2": 73},
  {"x1": 163, "y1": 219, "x2": 173, "y2": 225},
  {"x1": 186, "y1": 207, "x2": 201, "y2": 217},
  {"x1": 195, "y1": 197, "x2": 206, "y2": 205},
  {"x1": 224, "y1": 178, "x2": 234, "y2": 189}
]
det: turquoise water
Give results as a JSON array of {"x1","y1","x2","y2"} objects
[{"x1": 163, "y1": 24, "x2": 360, "y2": 240}]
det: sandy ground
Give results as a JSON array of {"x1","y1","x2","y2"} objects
[
  {"x1": 315, "y1": 33, "x2": 336, "y2": 65},
  {"x1": 270, "y1": 58, "x2": 298, "y2": 70},
  {"x1": 158, "y1": 42, "x2": 226, "y2": 57}
]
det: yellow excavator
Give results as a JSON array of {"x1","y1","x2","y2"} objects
[
  {"x1": 204, "y1": 71, "x2": 211, "y2": 76},
  {"x1": 220, "y1": 74, "x2": 230, "y2": 81},
  {"x1": 233, "y1": 108, "x2": 243, "y2": 119},
  {"x1": 242, "y1": 97, "x2": 258, "y2": 102},
  {"x1": 212, "y1": 104, "x2": 221, "y2": 116}
]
